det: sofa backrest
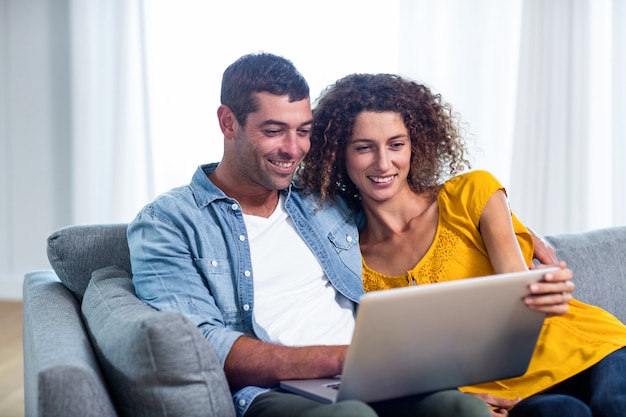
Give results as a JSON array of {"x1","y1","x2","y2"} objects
[
  {"x1": 46, "y1": 223, "x2": 626, "y2": 323},
  {"x1": 47, "y1": 224, "x2": 131, "y2": 302},
  {"x1": 545, "y1": 226, "x2": 626, "y2": 323}
]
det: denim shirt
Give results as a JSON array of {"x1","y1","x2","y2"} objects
[{"x1": 128, "y1": 163, "x2": 364, "y2": 416}]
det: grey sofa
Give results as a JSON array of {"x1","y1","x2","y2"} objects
[{"x1": 23, "y1": 224, "x2": 626, "y2": 417}]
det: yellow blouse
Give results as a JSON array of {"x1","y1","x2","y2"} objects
[{"x1": 362, "y1": 170, "x2": 626, "y2": 400}]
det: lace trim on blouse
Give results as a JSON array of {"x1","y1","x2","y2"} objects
[{"x1": 362, "y1": 227, "x2": 461, "y2": 292}]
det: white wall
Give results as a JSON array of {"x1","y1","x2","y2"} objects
[{"x1": 0, "y1": 0, "x2": 73, "y2": 299}]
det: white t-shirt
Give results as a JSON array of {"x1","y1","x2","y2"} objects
[{"x1": 243, "y1": 195, "x2": 355, "y2": 346}]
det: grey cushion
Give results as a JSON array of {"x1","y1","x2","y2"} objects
[
  {"x1": 81, "y1": 266, "x2": 236, "y2": 417},
  {"x1": 47, "y1": 223, "x2": 131, "y2": 302}
]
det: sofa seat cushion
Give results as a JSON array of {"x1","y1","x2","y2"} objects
[{"x1": 81, "y1": 265, "x2": 236, "y2": 417}]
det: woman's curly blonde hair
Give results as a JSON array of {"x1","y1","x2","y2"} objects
[{"x1": 297, "y1": 73, "x2": 471, "y2": 210}]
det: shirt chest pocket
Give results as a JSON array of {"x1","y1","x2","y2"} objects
[
  {"x1": 193, "y1": 257, "x2": 246, "y2": 327},
  {"x1": 195, "y1": 257, "x2": 233, "y2": 277},
  {"x1": 194, "y1": 258, "x2": 236, "y2": 298}
]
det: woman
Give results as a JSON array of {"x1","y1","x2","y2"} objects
[{"x1": 297, "y1": 73, "x2": 626, "y2": 417}]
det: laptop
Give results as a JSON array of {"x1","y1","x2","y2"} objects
[{"x1": 280, "y1": 267, "x2": 558, "y2": 404}]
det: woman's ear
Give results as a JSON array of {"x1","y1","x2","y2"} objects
[{"x1": 217, "y1": 104, "x2": 237, "y2": 139}]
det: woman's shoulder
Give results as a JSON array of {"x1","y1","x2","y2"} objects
[
  {"x1": 438, "y1": 170, "x2": 506, "y2": 223},
  {"x1": 440, "y1": 170, "x2": 504, "y2": 200},
  {"x1": 443, "y1": 170, "x2": 502, "y2": 191}
]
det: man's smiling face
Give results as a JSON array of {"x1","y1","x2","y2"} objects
[{"x1": 232, "y1": 92, "x2": 313, "y2": 192}]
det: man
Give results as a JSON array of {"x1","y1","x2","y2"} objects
[{"x1": 128, "y1": 53, "x2": 572, "y2": 417}]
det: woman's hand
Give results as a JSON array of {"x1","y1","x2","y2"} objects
[
  {"x1": 524, "y1": 262, "x2": 574, "y2": 316},
  {"x1": 528, "y1": 227, "x2": 558, "y2": 265},
  {"x1": 466, "y1": 392, "x2": 521, "y2": 416}
]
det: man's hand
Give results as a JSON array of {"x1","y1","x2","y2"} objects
[
  {"x1": 528, "y1": 227, "x2": 558, "y2": 265},
  {"x1": 525, "y1": 262, "x2": 574, "y2": 316},
  {"x1": 466, "y1": 392, "x2": 520, "y2": 416}
]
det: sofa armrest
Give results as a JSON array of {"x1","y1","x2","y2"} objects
[{"x1": 23, "y1": 271, "x2": 117, "y2": 417}]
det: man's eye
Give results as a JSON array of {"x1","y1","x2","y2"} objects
[
  {"x1": 391, "y1": 142, "x2": 405, "y2": 149},
  {"x1": 297, "y1": 129, "x2": 311, "y2": 137},
  {"x1": 355, "y1": 146, "x2": 371, "y2": 152},
  {"x1": 265, "y1": 129, "x2": 281, "y2": 136}
]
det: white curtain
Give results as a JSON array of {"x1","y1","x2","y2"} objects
[
  {"x1": 613, "y1": 0, "x2": 626, "y2": 226},
  {"x1": 70, "y1": 0, "x2": 153, "y2": 224},
  {"x1": 398, "y1": 0, "x2": 624, "y2": 235},
  {"x1": 510, "y1": 0, "x2": 625, "y2": 234},
  {"x1": 68, "y1": 0, "x2": 624, "y2": 232},
  {"x1": 397, "y1": 0, "x2": 523, "y2": 187}
]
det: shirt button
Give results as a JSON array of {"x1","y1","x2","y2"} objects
[
  {"x1": 239, "y1": 235, "x2": 246, "y2": 242},
  {"x1": 231, "y1": 203, "x2": 239, "y2": 211},
  {"x1": 346, "y1": 235, "x2": 353, "y2": 242},
  {"x1": 243, "y1": 304, "x2": 250, "y2": 311},
  {"x1": 239, "y1": 399, "x2": 246, "y2": 406},
  {"x1": 211, "y1": 260, "x2": 218, "y2": 267},
  {"x1": 244, "y1": 270, "x2": 251, "y2": 277}
]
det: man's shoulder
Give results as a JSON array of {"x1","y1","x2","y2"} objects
[
  {"x1": 144, "y1": 163, "x2": 223, "y2": 214},
  {"x1": 287, "y1": 187, "x2": 352, "y2": 216},
  {"x1": 130, "y1": 184, "x2": 196, "y2": 226}
]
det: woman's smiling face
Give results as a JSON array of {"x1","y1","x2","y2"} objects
[{"x1": 345, "y1": 111, "x2": 412, "y2": 204}]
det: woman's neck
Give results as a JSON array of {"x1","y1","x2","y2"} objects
[
  {"x1": 359, "y1": 188, "x2": 440, "y2": 277},
  {"x1": 360, "y1": 189, "x2": 437, "y2": 241}
]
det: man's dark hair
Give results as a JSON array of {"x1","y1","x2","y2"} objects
[{"x1": 220, "y1": 52, "x2": 310, "y2": 126}]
